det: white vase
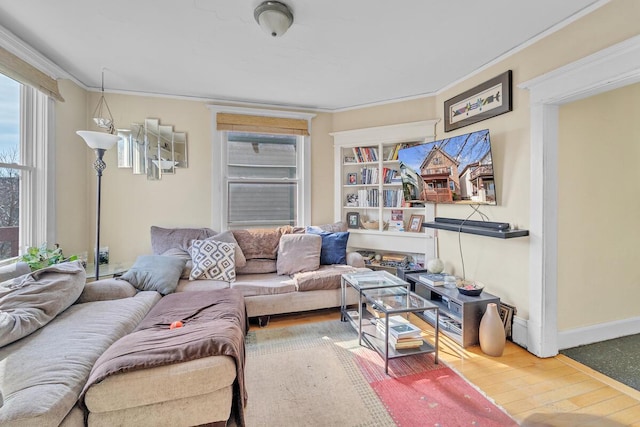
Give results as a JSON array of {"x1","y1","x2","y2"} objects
[{"x1": 479, "y1": 303, "x2": 506, "y2": 357}]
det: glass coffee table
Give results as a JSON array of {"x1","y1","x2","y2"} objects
[{"x1": 341, "y1": 270, "x2": 439, "y2": 374}]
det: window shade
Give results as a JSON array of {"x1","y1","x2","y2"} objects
[
  {"x1": 0, "y1": 46, "x2": 64, "y2": 102},
  {"x1": 217, "y1": 113, "x2": 308, "y2": 136}
]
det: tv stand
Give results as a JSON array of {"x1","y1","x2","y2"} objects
[
  {"x1": 424, "y1": 217, "x2": 529, "y2": 239},
  {"x1": 407, "y1": 273, "x2": 500, "y2": 347}
]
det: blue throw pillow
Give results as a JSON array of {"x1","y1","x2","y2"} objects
[{"x1": 306, "y1": 227, "x2": 349, "y2": 265}]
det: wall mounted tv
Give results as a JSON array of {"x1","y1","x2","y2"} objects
[{"x1": 398, "y1": 129, "x2": 496, "y2": 205}]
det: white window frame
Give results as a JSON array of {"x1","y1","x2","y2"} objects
[
  {"x1": 0, "y1": 83, "x2": 55, "y2": 264},
  {"x1": 208, "y1": 106, "x2": 314, "y2": 232}
]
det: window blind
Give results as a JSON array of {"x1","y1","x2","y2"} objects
[
  {"x1": 216, "y1": 113, "x2": 308, "y2": 136},
  {"x1": 0, "y1": 46, "x2": 64, "y2": 102}
]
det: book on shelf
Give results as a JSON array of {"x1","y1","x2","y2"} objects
[
  {"x1": 390, "y1": 335, "x2": 424, "y2": 349},
  {"x1": 376, "y1": 316, "x2": 421, "y2": 339},
  {"x1": 419, "y1": 273, "x2": 446, "y2": 286},
  {"x1": 389, "y1": 322, "x2": 422, "y2": 339}
]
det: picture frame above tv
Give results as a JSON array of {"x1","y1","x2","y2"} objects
[
  {"x1": 444, "y1": 70, "x2": 512, "y2": 132},
  {"x1": 398, "y1": 129, "x2": 496, "y2": 205}
]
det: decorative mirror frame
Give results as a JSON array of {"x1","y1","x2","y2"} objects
[{"x1": 117, "y1": 118, "x2": 188, "y2": 180}]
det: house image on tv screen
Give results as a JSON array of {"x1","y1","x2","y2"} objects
[{"x1": 398, "y1": 129, "x2": 496, "y2": 205}]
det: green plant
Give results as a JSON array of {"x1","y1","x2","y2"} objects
[{"x1": 19, "y1": 243, "x2": 77, "y2": 271}]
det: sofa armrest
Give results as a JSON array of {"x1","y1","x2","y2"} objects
[
  {"x1": 76, "y1": 278, "x2": 138, "y2": 304},
  {"x1": 0, "y1": 261, "x2": 30, "y2": 282},
  {"x1": 346, "y1": 251, "x2": 365, "y2": 268}
]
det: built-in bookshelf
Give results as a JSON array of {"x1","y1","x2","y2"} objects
[{"x1": 331, "y1": 120, "x2": 440, "y2": 265}]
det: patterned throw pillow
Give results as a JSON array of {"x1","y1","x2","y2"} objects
[{"x1": 189, "y1": 239, "x2": 236, "y2": 282}]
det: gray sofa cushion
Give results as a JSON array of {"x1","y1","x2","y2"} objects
[
  {"x1": 0, "y1": 262, "x2": 30, "y2": 283},
  {"x1": 0, "y1": 261, "x2": 86, "y2": 348},
  {"x1": 277, "y1": 234, "x2": 321, "y2": 275},
  {"x1": 150, "y1": 226, "x2": 216, "y2": 255},
  {"x1": 0, "y1": 291, "x2": 160, "y2": 426},
  {"x1": 236, "y1": 259, "x2": 277, "y2": 275},
  {"x1": 76, "y1": 279, "x2": 138, "y2": 304}
]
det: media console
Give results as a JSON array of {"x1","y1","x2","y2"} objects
[
  {"x1": 407, "y1": 273, "x2": 500, "y2": 347},
  {"x1": 424, "y1": 217, "x2": 529, "y2": 239}
]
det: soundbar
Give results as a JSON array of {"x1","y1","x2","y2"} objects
[
  {"x1": 424, "y1": 217, "x2": 529, "y2": 239},
  {"x1": 433, "y1": 217, "x2": 510, "y2": 230}
]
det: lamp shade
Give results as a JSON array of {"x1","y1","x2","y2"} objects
[
  {"x1": 76, "y1": 130, "x2": 120, "y2": 150},
  {"x1": 254, "y1": 1, "x2": 293, "y2": 37}
]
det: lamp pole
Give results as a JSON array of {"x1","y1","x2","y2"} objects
[{"x1": 92, "y1": 148, "x2": 107, "y2": 281}]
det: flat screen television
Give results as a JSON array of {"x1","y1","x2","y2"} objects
[{"x1": 398, "y1": 128, "x2": 496, "y2": 205}]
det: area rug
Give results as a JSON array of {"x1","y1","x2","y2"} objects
[
  {"x1": 560, "y1": 333, "x2": 640, "y2": 391},
  {"x1": 241, "y1": 320, "x2": 516, "y2": 426}
]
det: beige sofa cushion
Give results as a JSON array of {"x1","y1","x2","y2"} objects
[
  {"x1": 87, "y1": 386, "x2": 233, "y2": 427},
  {"x1": 293, "y1": 265, "x2": 366, "y2": 291},
  {"x1": 85, "y1": 355, "x2": 236, "y2": 413},
  {"x1": 230, "y1": 273, "x2": 296, "y2": 297},
  {"x1": 277, "y1": 234, "x2": 321, "y2": 275},
  {"x1": 175, "y1": 278, "x2": 230, "y2": 292}
]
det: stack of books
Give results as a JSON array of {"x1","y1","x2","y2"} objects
[
  {"x1": 419, "y1": 273, "x2": 446, "y2": 286},
  {"x1": 377, "y1": 316, "x2": 424, "y2": 350}
]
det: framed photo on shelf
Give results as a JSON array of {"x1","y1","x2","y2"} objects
[
  {"x1": 444, "y1": 70, "x2": 512, "y2": 132},
  {"x1": 408, "y1": 214, "x2": 424, "y2": 232},
  {"x1": 344, "y1": 155, "x2": 356, "y2": 164},
  {"x1": 345, "y1": 193, "x2": 358, "y2": 207},
  {"x1": 347, "y1": 212, "x2": 360, "y2": 229},
  {"x1": 347, "y1": 172, "x2": 357, "y2": 185}
]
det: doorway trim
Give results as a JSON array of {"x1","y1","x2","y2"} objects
[{"x1": 520, "y1": 35, "x2": 640, "y2": 357}]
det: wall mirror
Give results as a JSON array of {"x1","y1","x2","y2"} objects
[{"x1": 117, "y1": 118, "x2": 188, "y2": 180}]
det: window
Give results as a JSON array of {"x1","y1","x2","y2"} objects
[
  {"x1": 225, "y1": 132, "x2": 301, "y2": 228},
  {"x1": 211, "y1": 107, "x2": 313, "y2": 231},
  {"x1": 0, "y1": 72, "x2": 54, "y2": 262},
  {"x1": 0, "y1": 74, "x2": 20, "y2": 260}
]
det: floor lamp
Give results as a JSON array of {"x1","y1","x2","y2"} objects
[{"x1": 76, "y1": 130, "x2": 120, "y2": 280}]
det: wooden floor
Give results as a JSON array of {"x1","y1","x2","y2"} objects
[{"x1": 251, "y1": 309, "x2": 640, "y2": 427}]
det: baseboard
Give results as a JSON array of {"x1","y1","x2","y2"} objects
[
  {"x1": 557, "y1": 316, "x2": 640, "y2": 350},
  {"x1": 511, "y1": 315, "x2": 529, "y2": 350}
]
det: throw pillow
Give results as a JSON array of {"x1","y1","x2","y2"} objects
[
  {"x1": 0, "y1": 260, "x2": 86, "y2": 348},
  {"x1": 119, "y1": 255, "x2": 186, "y2": 295},
  {"x1": 189, "y1": 240, "x2": 236, "y2": 282},
  {"x1": 161, "y1": 247, "x2": 192, "y2": 279},
  {"x1": 150, "y1": 226, "x2": 216, "y2": 255},
  {"x1": 305, "y1": 227, "x2": 349, "y2": 265},
  {"x1": 206, "y1": 230, "x2": 247, "y2": 268},
  {"x1": 277, "y1": 234, "x2": 321, "y2": 275}
]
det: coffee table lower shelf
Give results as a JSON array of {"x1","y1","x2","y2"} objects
[{"x1": 345, "y1": 313, "x2": 438, "y2": 374}]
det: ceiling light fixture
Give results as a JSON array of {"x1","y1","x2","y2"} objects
[
  {"x1": 91, "y1": 68, "x2": 116, "y2": 134},
  {"x1": 254, "y1": 1, "x2": 293, "y2": 37}
]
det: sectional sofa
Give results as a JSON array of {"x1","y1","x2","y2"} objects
[
  {"x1": 152, "y1": 221, "x2": 367, "y2": 324},
  {"x1": 0, "y1": 221, "x2": 367, "y2": 426}
]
